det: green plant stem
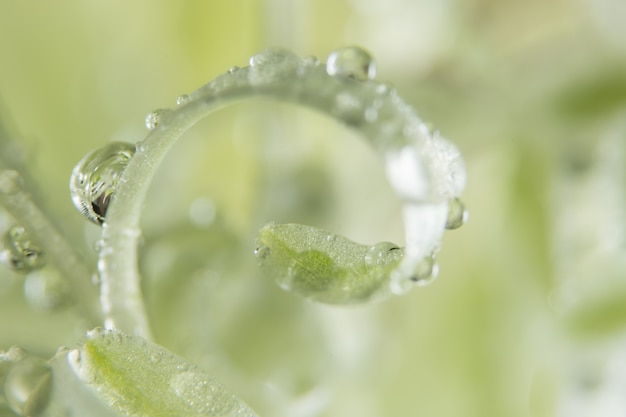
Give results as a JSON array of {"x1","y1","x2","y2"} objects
[{"x1": 98, "y1": 50, "x2": 461, "y2": 338}]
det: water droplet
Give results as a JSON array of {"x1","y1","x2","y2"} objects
[
  {"x1": 445, "y1": 198, "x2": 468, "y2": 230},
  {"x1": 326, "y1": 46, "x2": 376, "y2": 81},
  {"x1": 175, "y1": 94, "x2": 190, "y2": 106},
  {"x1": 410, "y1": 253, "x2": 439, "y2": 286},
  {"x1": 365, "y1": 242, "x2": 401, "y2": 266},
  {"x1": 254, "y1": 245, "x2": 271, "y2": 261},
  {"x1": 145, "y1": 109, "x2": 166, "y2": 130},
  {"x1": 0, "y1": 226, "x2": 45, "y2": 273},
  {"x1": 69, "y1": 142, "x2": 136, "y2": 225},
  {"x1": 188, "y1": 197, "x2": 216, "y2": 228},
  {"x1": 86, "y1": 327, "x2": 107, "y2": 339},
  {"x1": 228, "y1": 66, "x2": 240, "y2": 74},
  {"x1": 4, "y1": 356, "x2": 52, "y2": 417},
  {"x1": 249, "y1": 48, "x2": 298, "y2": 67},
  {"x1": 23, "y1": 268, "x2": 69, "y2": 311},
  {"x1": 302, "y1": 56, "x2": 320, "y2": 66},
  {"x1": 0, "y1": 170, "x2": 23, "y2": 195}
]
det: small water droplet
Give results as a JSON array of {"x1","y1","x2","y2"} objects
[
  {"x1": 249, "y1": 48, "x2": 298, "y2": 67},
  {"x1": 23, "y1": 268, "x2": 69, "y2": 311},
  {"x1": 0, "y1": 170, "x2": 23, "y2": 195},
  {"x1": 302, "y1": 56, "x2": 320, "y2": 66},
  {"x1": 445, "y1": 198, "x2": 468, "y2": 230},
  {"x1": 175, "y1": 94, "x2": 190, "y2": 106},
  {"x1": 69, "y1": 142, "x2": 136, "y2": 225},
  {"x1": 254, "y1": 244, "x2": 271, "y2": 262},
  {"x1": 86, "y1": 327, "x2": 107, "y2": 339},
  {"x1": 326, "y1": 46, "x2": 376, "y2": 81},
  {"x1": 228, "y1": 66, "x2": 240, "y2": 74},
  {"x1": 410, "y1": 253, "x2": 439, "y2": 286},
  {"x1": 365, "y1": 242, "x2": 401, "y2": 266},
  {"x1": 0, "y1": 226, "x2": 45, "y2": 273},
  {"x1": 4, "y1": 356, "x2": 52, "y2": 417},
  {"x1": 188, "y1": 197, "x2": 216, "y2": 228},
  {"x1": 145, "y1": 109, "x2": 166, "y2": 130}
]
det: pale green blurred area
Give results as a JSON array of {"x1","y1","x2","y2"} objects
[{"x1": 1, "y1": 0, "x2": 626, "y2": 416}]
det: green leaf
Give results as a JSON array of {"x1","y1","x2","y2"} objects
[
  {"x1": 68, "y1": 329, "x2": 258, "y2": 417},
  {"x1": 255, "y1": 223, "x2": 403, "y2": 304}
]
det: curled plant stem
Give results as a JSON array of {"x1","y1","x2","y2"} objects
[
  {"x1": 0, "y1": 170, "x2": 101, "y2": 324},
  {"x1": 98, "y1": 49, "x2": 465, "y2": 337}
]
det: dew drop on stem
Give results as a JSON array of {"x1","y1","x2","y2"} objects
[
  {"x1": 145, "y1": 109, "x2": 166, "y2": 130},
  {"x1": 410, "y1": 253, "x2": 439, "y2": 286},
  {"x1": 326, "y1": 46, "x2": 377, "y2": 81},
  {"x1": 175, "y1": 95, "x2": 190, "y2": 106},
  {"x1": 69, "y1": 142, "x2": 136, "y2": 225},
  {"x1": 0, "y1": 226, "x2": 45, "y2": 273},
  {"x1": 445, "y1": 198, "x2": 468, "y2": 230}
]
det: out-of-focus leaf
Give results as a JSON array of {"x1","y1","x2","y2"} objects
[{"x1": 68, "y1": 329, "x2": 258, "y2": 417}]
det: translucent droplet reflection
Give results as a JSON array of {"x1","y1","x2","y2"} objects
[
  {"x1": 0, "y1": 226, "x2": 45, "y2": 273},
  {"x1": 445, "y1": 198, "x2": 468, "y2": 230},
  {"x1": 145, "y1": 109, "x2": 165, "y2": 130},
  {"x1": 4, "y1": 356, "x2": 52, "y2": 417},
  {"x1": 69, "y1": 142, "x2": 136, "y2": 225},
  {"x1": 175, "y1": 95, "x2": 190, "y2": 106},
  {"x1": 326, "y1": 47, "x2": 377, "y2": 81},
  {"x1": 365, "y1": 242, "x2": 401, "y2": 267},
  {"x1": 410, "y1": 253, "x2": 439, "y2": 286}
]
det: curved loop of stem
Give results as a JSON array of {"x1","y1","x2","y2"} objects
[{"x1": 97, "y1": 49, "x2": 466, "y2": 338}]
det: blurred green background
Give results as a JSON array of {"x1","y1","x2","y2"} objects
[{"x1": 1, "y1": 0, "x2": 626, "y2": 416}]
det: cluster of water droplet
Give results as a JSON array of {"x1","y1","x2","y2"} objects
[
  {"x1": 0, "y1": 347, "x2": 52, "y2": 417},
  {"x1": 69, "y1": 142, "x2": 136, "y2": 225},
  {"x1": 0, "y1": 226, "x2": 44, "y2": 273}
]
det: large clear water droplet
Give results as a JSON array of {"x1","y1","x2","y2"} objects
[
  {"x1": 326, "y1": 47, "x2": 377, "y2": 81},
  {"x1": 23, "y1": 268, "x2": 69, "y2": 311},
  {"x1": 410, "y1": 253, "x2": 439, "y2": 286},
  {"x1": 445, "y1": 198, "x2": 468, "y2": 230},
  {"x1": 0, "y1": 226, "x2": 45, "y2": 273},
  {"x1": 69, "y1": 142, "x2": 136, "y2": 225},
  {"x1": 4, "y1": 356, "x2": 52, "y2": 417},
  {"x1": 364, "y1": 242, "x2": 402, "y2": 267}
]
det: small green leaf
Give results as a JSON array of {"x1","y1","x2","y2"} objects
[
  {"x1": 68, "y1": 329, "x2": 258, "y2": 417},
  {"x1": 255, "y1": 223, "x2": 403, "y2": 304}
]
